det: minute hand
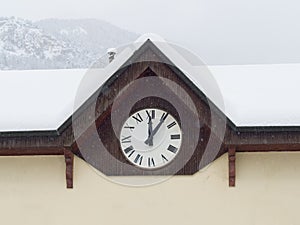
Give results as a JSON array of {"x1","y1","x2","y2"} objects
[
  {"x1": 147, "y1": 118, "x2": 153, "y2": 146},
  {"x1": 144, "y1": 119, "x2": 164, "y2": 145}
]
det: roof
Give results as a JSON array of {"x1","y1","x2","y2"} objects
[
  {"x1": 211, "y1": 64, "x2": 300, "y2": 127},
  {"x1": 0, "y1": 69, "x2": 84, "y2": 132},
  {"x1": 1, "y1": 34, "x2": 300, "y2": 132}
]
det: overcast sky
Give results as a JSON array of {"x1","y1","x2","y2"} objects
[{"x1": 1, "y1": 0, "x2": 300, "y2": 65}]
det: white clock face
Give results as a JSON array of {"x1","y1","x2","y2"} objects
[{"x1": 120, "y1": 108, "x2": 182, "y2": 169}]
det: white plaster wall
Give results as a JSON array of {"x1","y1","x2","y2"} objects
[{"x1": 0, "y1": 152, "x2": 299, "y2": 225}]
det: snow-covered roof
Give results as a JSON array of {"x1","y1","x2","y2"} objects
[
  {"x1": 0, "y1": 69, "x2": 86, "y2": 132},
  {"x1": 211, "y1": 64, "x2": 300, "y2": 126},
  {"x1": 1, "y1": 34, "x2": 300, "y2": 132}
]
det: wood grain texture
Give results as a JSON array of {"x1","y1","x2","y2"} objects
[
  {"x1": 64, "y1": 148, "x2": 74, "y2": 189},
  {"x1": 228, "y1": 147, "x2": 236, "y2": 187}
]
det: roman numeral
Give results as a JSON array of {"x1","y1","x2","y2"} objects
[
  {"x1": 148, "y1": 157, "x2": 155, "y2": 167},
  {"x1": 170, "y1": 134, "x2": 180, "y2": 140},
  {"x1": 124, "y1": 145, "x2": 134, "y2": 154},
  {"x1": 121, "y1": 135, "x2": 131, "y2": 143},
  {"x1": 146, "y1": 110, "x2": 155, "y2": 119},
  {"x1": 132, "y1": 113, "x2": 143, "y2": 123},
  {"x1": 134, "y1": 154, "x2": 142, "y2": 164},
  {"x1": 124, "y1": 124, "x2": 135, "y2": 131},
  {"x1": 161, "y1": 112, "x2": 169, "y2": 121},
  {"x1": 167, "y1": 145, "x2": 178, "y2": 153},
  {"x1": 161, "y1": 154, "x2": 168, "y2": 162},
  {"x1": 139, "y1": 156, "x2": 143, "y2": 165},
  {"x1": 167, "y1": 121, "x2": 176, "y2": 129},
  {"x1": 128, "y1": 150, "x2": 135, "y2": 157}
]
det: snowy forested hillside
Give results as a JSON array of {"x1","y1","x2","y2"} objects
[{"x1": 0, "y1": 17, "x2": 138, "y2": 70}]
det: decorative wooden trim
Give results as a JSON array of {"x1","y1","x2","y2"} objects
[
  {"x1": 228, "y1": 146, "x2": 236, "y2": 187},
  {"x1": 64, "y1": 148, "x2": 74, "y2": 189}
]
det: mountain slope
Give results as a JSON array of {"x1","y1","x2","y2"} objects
[
  {"x1": 36, "y1": 18, "x2": 138, "y2": 58},
  {"x1": 0, "y1": 17, "x2": 138, "y2": 70}
]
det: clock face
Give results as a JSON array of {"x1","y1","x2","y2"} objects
[{"x1": 120, "y1": 108, "x2": 182, "y2": 169}]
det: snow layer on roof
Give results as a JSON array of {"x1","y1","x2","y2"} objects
[
  {"x1": 1, "y1": 34, "x2": 300, "y2": 132},
  {"x1": 0, "y1": 69, "x2": 86, "y2": 132},
  {"x1": 1, "y1": 64, "x2": 300, "y2": 132},
  {"x1": 210, "y1": 64, "x2": 300, "y2": 126}
]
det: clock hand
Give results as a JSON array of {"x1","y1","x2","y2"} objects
[
  {"x1": 144, "y1": 118, "x2": 164, "y2": 145},
  {"x1": 147, "y1": 117, "x2": 153, "y2": 146}
]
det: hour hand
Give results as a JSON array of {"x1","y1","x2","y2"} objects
[{"x1": 145, "y1": 118, "x2": 164, "y2": 145}]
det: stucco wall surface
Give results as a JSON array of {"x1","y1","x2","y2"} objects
[{"x1": 0, "y1": 152, "x2": 299, "y2": 225}]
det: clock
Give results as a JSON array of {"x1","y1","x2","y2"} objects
[{"x1": 120, "y1": 108, "x2": 182, "y2": 169}]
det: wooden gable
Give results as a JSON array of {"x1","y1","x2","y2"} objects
[{"x1": 69, "y1": 40, "x2": 228, "y2": 176}]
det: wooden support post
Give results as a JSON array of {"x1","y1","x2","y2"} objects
[
  {"x1": 64, "y1": 148, "x2": 74, "y2": 189},
  {"x1": 228, "y1": 146, "x2": 236, "y2": 187}
]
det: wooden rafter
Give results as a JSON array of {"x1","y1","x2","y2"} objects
[
  {"x1": 228, "y1": 146, "x2": 236, "y2": 187},
  {"x1": 64, "y1": 148, "x2": 74, "y2": 189}
]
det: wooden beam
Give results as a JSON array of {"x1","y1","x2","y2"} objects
[
  {"x1": 228, "y1": 146, "x2": 236, "y2": 187},
  {"x1": 64, "y1": 148, "x2": 74, "y2": 189},
  {"x1": 0, "y1": 147, "x2": 64, "y2": 156},
  {"x1": 235, "y1": 144, "x2": 300, "y2": 152}
]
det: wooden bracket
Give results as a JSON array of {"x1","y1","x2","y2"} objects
[
  {"x1": 64, "y1": 148, "x2": 74, "y2": 189},
  {"x1": 228, "y1": 146, "x2": 236, "y2": 187}
]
